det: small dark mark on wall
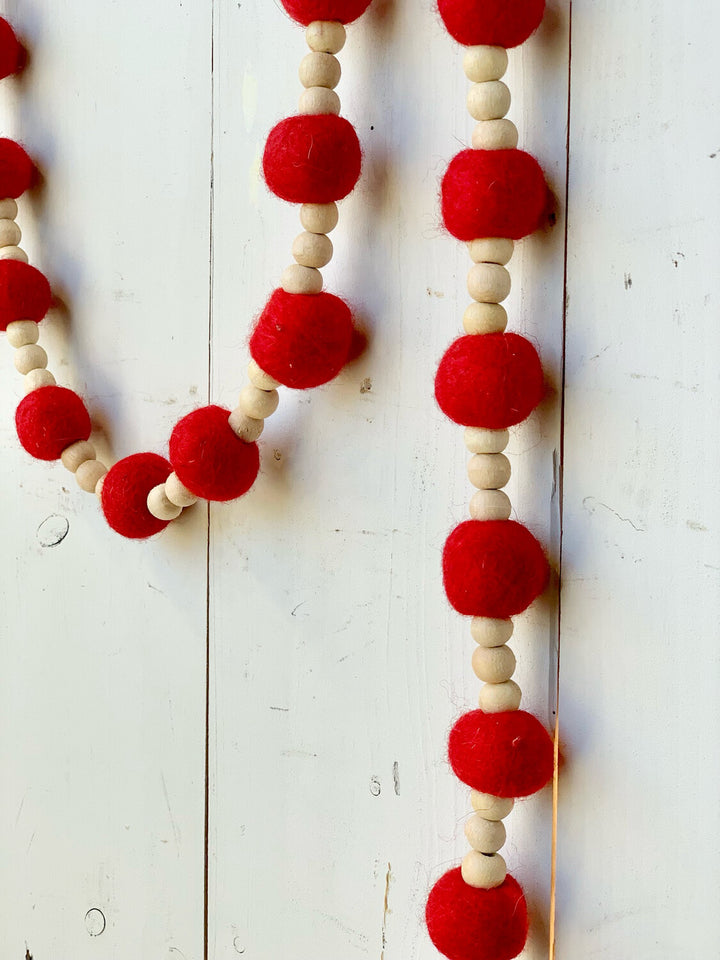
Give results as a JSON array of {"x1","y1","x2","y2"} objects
[
  {"x1": 37, "y1": 514, "x2": 69, "y2": 547},
  {"x1": 360, "y1": 377, "x2": 372, "y2": 393},
  {"x1": 84, "y1": 908, "x2": 106, "y2": 936},
  {"x1": 370, "y1": 776, "x2": 381, "y2": 797},
  {"x1": 380, "y1": 863, "x2": 392, "y2": 959},
  {"x1": 25, "y1": 948, "x2": 33, "y2": 960},
  {"x1": 392, "y1": 761, "x2": 400, "y2": 796},
  {"x1": 623, "y1": 273, "x2": 632, "y2": 290}
]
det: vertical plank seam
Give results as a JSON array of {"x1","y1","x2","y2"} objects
[{"x1": 549, "y1": 4, "x2": 573, "y2": 959}]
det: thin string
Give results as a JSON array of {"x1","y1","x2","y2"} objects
[{"x1": 548, "y1": 709, "x2": 560, "y2": 960}]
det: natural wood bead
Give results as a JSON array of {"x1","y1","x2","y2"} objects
[
  {"x1": 462, "y1": 301, "x2": 507, "y2": 335},
  {"x1": 95, "y1": 474, "x2": 106, "y2": 499},
  {"x1": 470, "y1": 790, "x2": 514, "y2": 820},
  {"x1": 471, "y1": 118, "x2": 519, "y2": 150},
  {"x1": 472, "y1": 644, "x2": 516, "y2": 683},
  {"x1": 292, "y1": 230, "x2": 333, "y2": 268},
  {"x1": 14, "y1": 343, "x2": 48, "y2": 375},
  {"x1": 479, "y1": 679, "x2": 522, "y2": 713},
  {"x1": 306, "y1": 20, "x2": 346, "y2": 54},
  {"x1": 298, "y1": 86, "x2": 341, "y2": 115},
  {"x1": 464, "y1": 426, "x2": 509, "y2": 454},
  {"x1": 228, "y1": 409, "x2": 265, "y2": 443},
  {"x1": 0, "y1": 218, "x2": 21, "y2": 246},
  {"x1": 463, "y1": 45, "x2": 508, "y2": 82},
  {"x1": 61, "y1": 440, "x2": 96, "y2": 472},
  {"x1": 300, "y1": 202, "x2": 339, "y2": 234},
  {"x1": 24, "y1": 369, "x2": 56, "y2": 393},
  {"x1": 238, "y1": 384, "x2": 279, "y2": 420},
  {"x1": 0, "y1": 245, "x2": 28, "y2": 262},
  {"x1": 281, "y1": 263, "x2": 323, "y2": 294},
  {"x1": 465, "y1": 814, "x2": 507, "y2": 853},
  {"x1": 76, "y1": 459, "x2": 107, "y2": 493},
  {"x1": 0, "y1": 198, "x2": 18, "y2": 220},
  {"x1": 467, "y1": 263, "x2": 511, "y2": 303},
  {"x1": 299, "y1": 51, "x2": 341, "y2": 89},
  {"x1": 469, "y1": 488, "x2": 512, "y2": 521},
  {"x1": 467, "y1": 453, "x2": 511, "y2": 489},
  {"x1": 467, "y1": 81, "x2": 511, "y2": 121},
  {"x1": 468, "y1": 238, "x2": 514, "y2": 265},
  {"x1": 461, "y1": 850, "x2": 507, "y2": 889},
  {"x1": 247, "y1": 359, "x2": 280, "y2": 391},
  {"x1": 147, "y1": 483, "x2": 183, "y2": 521},
  {"x1": 165, "y1": 471, "x2": 198, "y2": 508},
  {"x1": 471, "y1": 617, "x2": 514, "y2": 647},
  {"x1": 6, "y1": 319, "x2": 39, "y2": 347}
]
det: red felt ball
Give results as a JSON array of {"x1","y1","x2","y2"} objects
[
  {"x1": 441, "y1": 149, "x2": 547, "y2": 241},
  {"x1": 0, "y1": 139, "x2": 34, "y2": 197},
  {"x1": 169, "y1": 405, "x2": 260, "y2": 502},
  {"x1": 437, "y1": 0, "x2": 544, "y2": 47},
  {"x1": 448, "y1": 709, "x2": 554, "y2": 797},
  {"x1": 443, "y1": 519, "x2": 548, "y2": 618},
  {"x1": 101, "y1": 452, "x2": 173, "y2": 539},
  {"x1": 15, "y1": 385, "x2": 91, "y2": 461},
  {"x1": 280, "y1": 0, "x2": 372, "y2": 25},
  {"x1": 0, "y1": 260, "x2": 52, "y2": 331},
  {"x1": 249, "y1": 288, "x2": 354, "y2": 389},
  {"x1": 0, "y1": 18, "x2": 23, "y2": 79},
  {"x1": 263, "y1": 115, "x2": 361, "y2": 204},
  {"x1": 435, "y1": 333, "x2": 544, "y2": 428},
  {"x1": 426, "y1": 868, "x2": 528, "y2": 960}
]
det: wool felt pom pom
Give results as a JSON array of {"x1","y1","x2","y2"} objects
[
  {"x1": 0, "y1": 139, "x2": 34, "y2": 198},
  {"x1": 426, "y1": 867, "x2": 528, "y2": 960},
  {"x1": 0, "y1": 260, "x2": 52, "y2": 330},
  {"x1": 448, "y1": 709, "x2": 554, "y2": 797},
  {"x1": 250, "y1": 288, "x2": 354, "y2": 389},
  {"x1": 435, "y1": 333, "x2": 544, "y2": 428},
  {"x1": 441, "y1": 149, "x2": 547, "y2": 241},
  {"x1": 0, "y1": 18, "x2": 23, "y2": 80},
  {"x1": 280, "y1": 0, "x2": 372, "y2": 25},
  {"x1": 101, "y1": 452, "x2": 174, "y2": 539},
  {"x1": 443, "y1": 519, "x2": 548, "y2": 618},
  {"x1": 263, "y1": 115, "x2": 361, "y2": 204},
  {"x1": 169, "y1": 405, "x2": 261, "y2": 502},
  {"x1": 437, "y1": 0, "x2": 545, "y2": 48},
  {"x1": 15, "y1": 385, "x2": 91, "y2": 461}
]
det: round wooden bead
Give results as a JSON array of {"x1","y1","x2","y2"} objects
[
  {"x1": 470, "y1": 790, "x2": 514, "y2": 820},
  {"x1": 76, "y1": 459, "x2": 107, "y2": 493},
  {"x1": 165, "y1": 471, "x2": 199, "y2": 508},
  {"x1": 467, "y1": 263, "x2": 511, "y2": 303},
  {"x1": 299, "y1": 51, "x2": 341, "y2": 89},
  {"x1": 472, "y1": 644, "x2": 516, "y2": 683},
  {"x1": 467, "y1": 81, "x2": 511, "y2": 121},
  {"x1": 292, "y1": 230, "x2": 333, "y2": 268},
  {"x1": 469, "y1": 488, "x2": 512, "y2": 521},
  {"x1": 95, "y1": 474, "x2": 105, "y2": 498},
  {"x1": 0, "y1": 245, "x2": 28, "y2": 262},
  {"x1": 467, "y1": 452, "x2": 511, "y2": 489},
  {"x1": 61, "y1": 439, "x2": 96, "y2": 472},
  {"x1": 470, "y1": 617, "x2": 514, "y2": 647},
  {"x1": 461, "y1": 850, "x2": 507, "y2": 889},
  {"x1": 228, "y1": 409, "x2": 265, "y2": 443},
  {"x1": 471, "y1": 118, "x2": 519, "y2": 150},
  {"x1": 464, "y1": 426, "x2": 509, "y2": 454},
  {"x1": 298, "y1": 86, "x2": 341, "y2": 115},
  {"x1": 465, "y1": 813, "x2": 507, "y2": 853},
  {"x1": 24, "y1": 369, "x2": 56, "y2": 393},
  {"x1": 0, "y1": 198, "x2": 18, "y2": 220},
  {"x1": 6, "y1": 319, "x2": 39, "y2": 347},
  {"x1": 462, "y1": 301, "x2": 507, "y2": 335},
  {"x1": 247, "y1": 359, "x2": 280, "y2": 391},
  {"x1": 0, "y1": 218, "x2": 21, "y2": 246},
  {"x1": 281, "y1": 263, "x2": 323, "y2": 294},
  {"x1": 479, "y1": 679, "x2": 522, "y2": 713},
  {"x1": 147, "y1": 483, "x2": 183, "y2": 521},
  {"x1": 463, "y1": 45, "x2": 508, "y2": 82},
  {"x1": 238, "y1": 384, "x2": 280, "y2": 420},
  {"x1": 468, "y1": 238, "x2": 514, "y2": 265},
  {"x1": 306, "y1": 20, "x2": 346, "y2": 53},
  {"x1": 300, "y1": 202, "x2": 339, "y2": 234},
  {"x1": 14, "y1": 343, "x2": 48, "y2": 374}
]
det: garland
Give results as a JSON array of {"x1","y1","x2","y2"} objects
[
  {"x1": 424, "y1": 2, "x2": 556, "y2": 960},
  {"x1": 0, "y1": 3, "x2": 371, "y2": 538}
]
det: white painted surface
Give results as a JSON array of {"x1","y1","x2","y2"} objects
[{"x1": 0, "y1": 1, "x2": 714, "y2": 958}]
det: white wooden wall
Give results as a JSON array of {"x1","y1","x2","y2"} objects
[{"x1": 0, "y1": 1, "x2": 717, "y2": 958}]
